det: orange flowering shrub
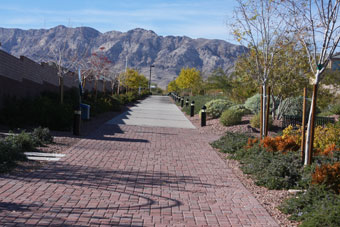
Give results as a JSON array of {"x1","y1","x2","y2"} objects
[
  {"x1": 314, "y1": 143, "x2": 340, "y2": 157},
  {"x1": 245, "y1": 138, "x2": 259, "y2": 149},
  {"x1": 245, "y1": 135, "x2": 299, "y2": 153},
  {"x1": 261, "y1": 136, "x2": 300, "y2": 153},
  {"x1": 312, "y1": 162, "x2": 340, "y2": 194}
]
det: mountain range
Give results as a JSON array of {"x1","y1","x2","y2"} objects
[{"x1": 0, "y1": 25, "x2": 247, "y2": 88}]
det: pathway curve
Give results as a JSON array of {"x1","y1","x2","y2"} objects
[{"x1": 0, "y1": 96, "x2": 278, "y2": 226}]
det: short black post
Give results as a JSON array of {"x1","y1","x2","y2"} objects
[
  {"x1": 73, "y1": 80, "x2": 82, "y2": 136},
  {"x1": 186, "y1": 98, "x2": 189, "y2": 107},
  {"x1": 190, "y1": 101, "x2": 195, "y2": 117},
  {"x1": 73, "y1": 110, "x2": 81, "y2": 135},
  {"x1": 201, "y1": 105, "x2": 206, "y2": 127},
  {"x1": 181, "y1": 97, "x2": 184, "y2": 107}
]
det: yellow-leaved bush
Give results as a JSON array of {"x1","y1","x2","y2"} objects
[{"x1": 282, "y1": 124, "x2": 340, "y2": 153}]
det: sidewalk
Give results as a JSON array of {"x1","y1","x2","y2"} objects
[{"x1": 0, "y1": 96, "x2": 278, "y2": 226}]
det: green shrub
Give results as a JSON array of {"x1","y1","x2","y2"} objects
[
  {"x1": 205, "y1": 99, "x2": 233, "y2": 119},
  {"x1": 244, "y1": 93, "x2": 279, "y2": 114},
  {"x1": 250, "y1": 113, "x2": 273, "y2": 129},
  {"x1": 220, "y1": 109, "x2": 243, "y2": 126},
  {"x1": 280, "y1": 185, "x2": 340, "y2": 226},
  {"x1": 330, "y1": 103, "x2": 340, "y2": 115},
  {"x1": 32, "y1": 127, "x2": 53, "y2": 145},
  {"x1": 300, "y1": 200, "x2": 340, "y2": 227},
  {"x1": 213, "y1": 132, "x2": 307, "y2": 190},
  {"x1": 244, "y1": 94, "x2": 262, "y2": 114},
  {"x1": 0, "y1": 91, "x2": 75, "y2": 130},
  {"x1": 228, "y1": 104, "x2": 252, "y2": 116},
  {"x1": 276, "y1": 96, "x2": 319, "y2": 119},
  {"x1": 0, "y1": 140, "x2": 27, "y2": 172},
  {"x1": 246, "y1": 151, "x2": 304, "y2": 189},
  {"x1": 180, "y1": 95, "x2": 226, "y2": 115},
  {"x1": 4, "y1": 131, "x2": 36, "y2": 152},
  {"x1": 211, "y1": 132, "x2": 250, "y2": 154}
]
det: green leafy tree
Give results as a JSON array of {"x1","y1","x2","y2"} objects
[
  {"x1": 232, "y1": 0, "x2": 292, "y2": 137},
  {"x1": 284, "y1": 0, "x2": 340, "y2": 165},
  {"x1": 206, "y1": 68, "x2": 232, "y2": 93},
  {"x1": 233, "y1": 42, "x2": 311, "y2": 118}
]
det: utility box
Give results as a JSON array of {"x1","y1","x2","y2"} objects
[{"x1": 80, "y1": 103, "x2": 90, "y2": 120}]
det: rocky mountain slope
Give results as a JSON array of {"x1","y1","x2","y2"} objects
[{"x1": 0, "y1": 25, "x2": 247, "y2": 88}]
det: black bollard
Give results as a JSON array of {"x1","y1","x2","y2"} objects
[
  {"x1": 190, "y1": 101, "x2": 195, "y2": 117},
  {"x1": 73, "y1": 109, "x2": 81, "y2": 135},
  {"x1": 181, "y1": 97, "x2": 184, "y2": 107},
  {"x1": 201, "y1": 105, "x2": 207, "y2": 127},
  {"x1": 186, "y1": 98, "x2": 189, "y2": 107}
]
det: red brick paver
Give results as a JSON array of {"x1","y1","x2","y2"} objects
[{"x1": 0, "y1": 124, "x2": 278, "y2": 226}]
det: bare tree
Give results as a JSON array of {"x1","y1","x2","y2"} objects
[
  {"x1": 88, "y1": 47, "x2": 112, "y2": 99},
  {"x1": 285, "y1": 0, "x2": 340, "y2": 165},
  {"x1": 41, "y1": 28, "x2": 91, "y2": 104},
  {"x1": 231, "y1": 0, "x2": 292, "y2": 138}
]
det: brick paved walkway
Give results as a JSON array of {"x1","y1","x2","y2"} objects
[{"x1": 0, "y1": 106, "x2": 278, "y2": 226}]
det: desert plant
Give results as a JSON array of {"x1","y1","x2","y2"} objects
[
  {"x1": 228, "y1": 104, "x2": 252, "y2": 116},
  {"x1": 330, "y1": 103, "x2": 340, "y2": 115},
  {"x1": 280, "y1": 185, "x2": 340, "y2": 225},
  {"x1": 276, "y1": 96, "x2": 304, "y2": 119},
  {"x1": 211, "y1": 132, "x2": 249, "y2": 154},
  {"x1": 32, "y1": 127, "x2": 53, "y2": 145},
  {"x1": 244, "y1": 94, "x2": 262, "y2": 114},
  {"x1": 4, "y1": 131, "x2": 37, "y2": 152},
  {"x1": 220, "y1": 109, "x2": 243, "y2": 126},
  {"x1": 244, "y1": 93, "x2": 279, "y2": 114},
  {"x1": 0, "y1": 140, "x2": 27, "y2": 172},
  {"x1": 205, "y1": 99, "x2": 233, "y2": 119}
]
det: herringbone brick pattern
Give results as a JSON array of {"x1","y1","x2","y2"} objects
[{"x1": 0, "y1": 124, "x2": 278, "y2": 226}]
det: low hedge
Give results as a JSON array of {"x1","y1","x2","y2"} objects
[
  {"x1": 212, "y1": 130, "x2": 340, "y2": 226},
  {"x1": 0, "y1": 127, "x2": 53, "y2": 172},
  {"x1": 0, "y1": 89, "x2": 150, "y2": 130},
  {"x1": 220, "y1": 109, "x2": 243, "y2": 126}
]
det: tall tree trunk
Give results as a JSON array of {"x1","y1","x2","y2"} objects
[
  {"x1": 82, "y1": 78, "x2": 86, "y2": 90},
  {"x1": 304, "y1": 84, "x2": 318, "y2": 165},
  {"x1": 59, "y1": 76, "x2": 64, "y2": 104},
  {"x1": 304, "y1": 71, "x2": 321, "y2": 165},
  {"x1": 262, "y1": 83, "x2": 267, "y2": 138},
  {"x1": 95, "y1": 79, "x2": 98, "y2": 101}
]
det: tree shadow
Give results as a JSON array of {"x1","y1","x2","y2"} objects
[
  {"x1": 0, "y1": 202, "x2": 38, "y2": 212},
  {"x1": 0, "y1": 162, "x2": 218, "y2": 225},
  {"x1": 86, "y1": 124, "x2": 149, "y2": 143},
  {"x1": 3, "y1": 162, "x2": 215, "y2": 202}
]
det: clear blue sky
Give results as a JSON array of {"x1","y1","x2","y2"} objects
[{"x1": 0, "y1": 0, "x2": 237, "y2": 41}]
